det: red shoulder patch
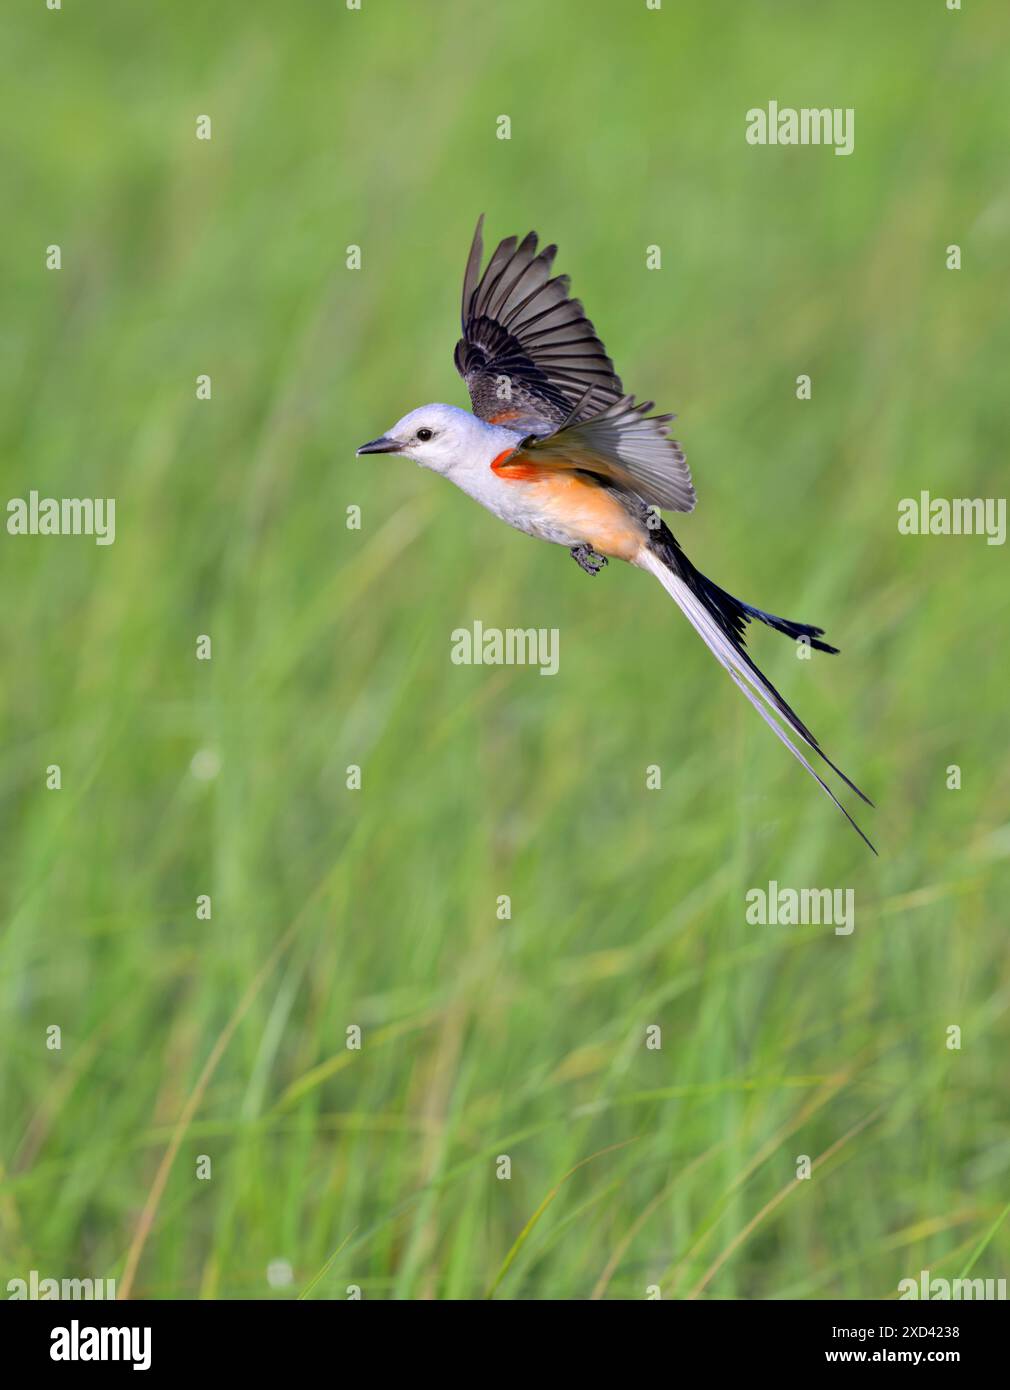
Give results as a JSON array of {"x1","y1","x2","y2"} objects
[{"x1": 490, "y1": 448, "x2": 541, "y2": 481}]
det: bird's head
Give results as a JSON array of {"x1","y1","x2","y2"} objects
[{"x1": 356, "y1": 403, "x2": 489, "y2": 474}]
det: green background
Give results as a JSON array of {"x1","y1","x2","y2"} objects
[{"x1": 2, "y1": 0, "x2": 1008, "y2": 1300}]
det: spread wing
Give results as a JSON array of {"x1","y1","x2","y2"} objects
[
  {"x1": 454, "y1": 215, "x2": 626, "y2": 433},
  {"x1": 518, "y1": 394, "x2": 696, "y2": 514},
  {"x1": 456, "y1": 218, "x2": 695, "y2": 511}
]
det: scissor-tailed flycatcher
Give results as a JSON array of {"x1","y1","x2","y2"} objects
[{"x1": 358, "y1": 217, "x2": 875, "y2": 851}]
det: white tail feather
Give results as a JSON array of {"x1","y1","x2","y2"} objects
[{"x1": 636, "y1": 548, "x2": 876, "y2": 853}]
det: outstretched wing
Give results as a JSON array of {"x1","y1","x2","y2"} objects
[
  {"x1": 518, "y1": 394, "x2": 696, "y2": 513},
  {"x1": 455, "y1": 215, "x2": 626, "y2": 433}
]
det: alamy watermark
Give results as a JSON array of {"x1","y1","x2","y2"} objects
[
  {"x1": 746, "y1": 101, "x2": 854, "y2": 157},
  {"x1": 899, "y1": 1268, "x2": 1006, "y2": 1300},
  {"x1": 7, "y1": 1270, "x2": 116, "y2": 1299},
  {"x1": 450, "y1": 621, "x2": 559, "y2": 677},
  {"x1": 6, "y1": 491, "x2": 115, "y2": 545},
  {"x1": 898, "y1": 491, "x2": 1005, "y2": 545},
  {"x1": 746, "y1": 881, "x2": 854, "y2": 935}
]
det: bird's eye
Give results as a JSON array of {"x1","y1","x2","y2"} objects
[{"x1": 416, "y1": 427, "x2": 434, "y2": 442}]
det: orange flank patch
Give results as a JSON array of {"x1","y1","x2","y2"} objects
[
  {"x1": 492, "y1": 453, "x2": 646, "y2": 562},
  {"x1": 486, "y1": 408, "x2": 525, "y2": 425},
  {"x1": 537, "y1": 475, "x2": 644, "y2": 560}
]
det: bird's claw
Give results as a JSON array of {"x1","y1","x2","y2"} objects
[{"x1": 570, "y1": 544, "x2": 608, "y2": 576}]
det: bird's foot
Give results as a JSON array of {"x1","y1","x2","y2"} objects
[{"x1": 570, "y1": 544, "x2": 608, "y2": 576}]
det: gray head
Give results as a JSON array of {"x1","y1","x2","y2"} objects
[{"x1": 356, "y1": 403, "x2": 496, "y2": 474}]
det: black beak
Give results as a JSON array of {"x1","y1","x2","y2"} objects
[{"x1": 356, "y1": 436, "x2": 402, "y2": 456}]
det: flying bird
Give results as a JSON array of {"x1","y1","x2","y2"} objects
[{"x1": 358, "y1": 217, "x2": 875, "y2": 852}]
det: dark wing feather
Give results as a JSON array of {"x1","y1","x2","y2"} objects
[{"x1": 455, "y1": 215, "x2": 626, "y2": 432}]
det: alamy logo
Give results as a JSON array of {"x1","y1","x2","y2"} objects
[
  {"x1": 898, "y1": 491, "x2": 1005, "y2": 546},
  {"x1": 450, "y1": 621, "x2": 559, "y2": 677},
  {"x1": 6, "y1": 491, "x2": 116, "y2": 545},
  {"x1": 746, "y1": 101, "x2": 854, "y2": 156},
  {"x1": 899, "y1": 1269, "x2": 1006, "y2": 1300},
  {"x1": 50, "y1": 1320, "x2": 151, "y2": 1371},
  {"x1": 745, "y1": 881, "x2": 854, "y2": 935}
]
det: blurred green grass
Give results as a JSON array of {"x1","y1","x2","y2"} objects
[{"x1": 1, "y1": 0, "x2": 1009, "y2": 1299}]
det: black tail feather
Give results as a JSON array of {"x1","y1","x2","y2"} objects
[
  {"x1": 653, "y1": 526, "x2": 838, "y2": 654},
  {"x1": 731, "y1": 594, "x2": 839, "y2": 654},
  {"x1": 650, "y1": 521, "x2": 875, "y2": 819}
]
